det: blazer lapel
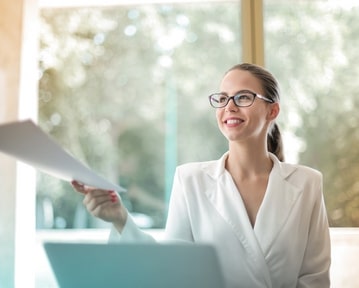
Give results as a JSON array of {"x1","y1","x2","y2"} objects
[
  {"x1": 254, "y1": 154, "x2": 302, "y2": 255},
  {"x1": 201, "y1": 153, "x2": 253, "y2": 239},
  {"x1": 202, "y1": 152, "x2": 273, "y2": 287}
]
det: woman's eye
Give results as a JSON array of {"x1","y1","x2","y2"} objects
[
  {"x1": 237, "y1": 94, "x2": 251, "y2": 100},
  {"x1": 218, "y1": 96, "x2": 228, "y2": 103}
]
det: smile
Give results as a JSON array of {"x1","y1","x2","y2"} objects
[{"x1": 225, "y1": 119, "x2": 242, "y2": 124}]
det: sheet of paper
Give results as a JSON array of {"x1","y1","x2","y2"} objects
[{"x1": 0, "y1": 119, "x2": 125, "y2": 192}]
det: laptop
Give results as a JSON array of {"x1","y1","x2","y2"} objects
[{"x1": 43, "y1": 242, "x2": 226, "y2": 288}]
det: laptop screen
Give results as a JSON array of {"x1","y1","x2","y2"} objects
[{"x1": 43, "y1": 242, "x2": 225, "y2": 288}]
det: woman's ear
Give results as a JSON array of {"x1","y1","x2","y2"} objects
[{"x1": 267, "y1": 102, "x2": 280, "y2": 121}]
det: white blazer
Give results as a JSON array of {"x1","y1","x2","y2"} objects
[{"x1": 110, "y1": 152, "x2": 331, "y2": 288}]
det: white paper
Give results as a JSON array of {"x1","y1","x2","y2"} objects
[{"x1": 0, "y1": 119, "x2": 126, "y2": 192}]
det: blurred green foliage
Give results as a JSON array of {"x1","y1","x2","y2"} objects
[
  {"x1": 37, "y1": 3, "x2": 239, "y2": 228},
  {"x1": 37, "y1": 1, "x2": 359, "y2": 228},
  {"x1": 265, "y1": 1, "x2": 359, "y2": 226}
]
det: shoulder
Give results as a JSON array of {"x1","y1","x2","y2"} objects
[
  {"x1": 172, "y1": 155, "x2": 227, "y2": 185},
  {"x1": 271, "y1": 153, "x2": 322, "y2": 180},
  {"x1": 283, "y1": 161, "x2": 322, "y2": 178},
  {"x1": 176, "y1": 159, "x2": 218, "y2": 177},
  {"x1": 270, "y1": 154, "x2": 323, "y2": 192},
  {"x1": 176, "y1": 152, "x2": 228, "y2": 178},
  {"x1": 279, "y1": 162, "x2": 323, "y2": 197}
]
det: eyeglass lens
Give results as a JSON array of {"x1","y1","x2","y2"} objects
[{"x1": 210, "y1": 92, "x2": 255, "y2": 108}]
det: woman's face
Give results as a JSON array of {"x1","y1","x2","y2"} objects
[{"x1": 216, "y1": 69, "x2": 278, "y2": 144}]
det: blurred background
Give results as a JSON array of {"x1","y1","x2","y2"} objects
[{"x1": 37, "y1": 1, "x2": 359, "y2": 230}]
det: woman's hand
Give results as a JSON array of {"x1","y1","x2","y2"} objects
[{"x1": 71, "y1": 180, "x2": 128, "y2": 233}]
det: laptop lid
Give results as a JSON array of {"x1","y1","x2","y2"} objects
[{"x1": 43, "y1": 242, "x2": 225, "y2": 288}]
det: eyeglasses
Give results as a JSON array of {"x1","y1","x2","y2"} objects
[{"x1": 208, "y1": 90, "x2": 274, "y2": 108}]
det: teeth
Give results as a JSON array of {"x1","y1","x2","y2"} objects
[{"x1": 226, "y1": 119, "x2": 240, "y2": 124}]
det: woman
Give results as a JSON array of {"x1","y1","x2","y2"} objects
[{"x1": 72, "y1": 63, "x2": 331, "y2": 287}]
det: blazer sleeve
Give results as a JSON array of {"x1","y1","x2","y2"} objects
[
  {"x1": 108, "y1": 166, "x2": 194, "y2": 244},
  {"x1": 297, "y1": 173, "x2": 331, "y2": 287},
  {"x1": 164, "y1": 167, "x2": 194, "y2": 242},
  {"x1": 108, "y1": 214, "x2": 156, "y2": 243}
]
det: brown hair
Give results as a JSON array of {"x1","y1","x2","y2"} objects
[{"x1": 226, "y1": 63, "x2": 285, "y2": 161}]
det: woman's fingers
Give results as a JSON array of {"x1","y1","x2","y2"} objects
[
  {"x1": 84, "y1": 190, "x2": 116, "y2": 210},
  {"x1": 71, "y1": 180, "x2": 123, "y2": 225},
  {"x1": 72, "y1": 180, "x2": 117, "y2": 198},
  {"x1": 82, "y1": 189, "x2": 120, "y2": 219},
  {"x1": 71, "y1": 180, "x2": 87, "y2": 194}
]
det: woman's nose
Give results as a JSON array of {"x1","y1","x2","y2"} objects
[{"x1": 225, "y1": 97, "x2": 238, "y2": 112}]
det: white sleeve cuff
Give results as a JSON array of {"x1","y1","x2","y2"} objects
[{"x1": 108, "y1": 214, "x2": 156, "y2": 243}]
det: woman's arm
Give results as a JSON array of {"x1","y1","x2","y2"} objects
[
  {"x1": 164, "y1": 167, "x2": 194, "y2": 242},
  {"x1": 297, "y1": 177, "x2": 331, "y2": 287}
]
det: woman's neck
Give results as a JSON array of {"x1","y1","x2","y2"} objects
[{"x1": 226, "y1": 142, "x2": 273, "y2": 180}]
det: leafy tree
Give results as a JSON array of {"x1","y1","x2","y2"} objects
[
  {"x1": 265, "y1": 2, "x2": 359, "y2": 226},
  {"x1": 37, "y1": 3, "x2": 239, "y2": 228},
  {"x1": 38, "y1": 1, "x2": 359, "y2": 229}
]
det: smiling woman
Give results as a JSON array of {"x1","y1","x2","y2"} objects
[
  {"x1": 71, "y1": 62, "x2": 331, "y2": 288},
  {"x1": 3, "y1": 1, "x2": 359, "y2": 288}
]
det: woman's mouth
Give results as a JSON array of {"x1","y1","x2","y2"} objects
[{"x1": 225, "y1": 119, "x2": 242, "y2": 125}]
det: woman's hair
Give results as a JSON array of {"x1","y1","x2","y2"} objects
[{"x1": 226, "y1": 63, "x2": 285, "y2": 161}]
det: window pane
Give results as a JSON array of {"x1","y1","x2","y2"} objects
[
  {"x1": 37, "y1": 2, "x2": 241, "y2": 229},
  {"x1": 264, "y1": 0, "x2": 359, "y2": 227}
]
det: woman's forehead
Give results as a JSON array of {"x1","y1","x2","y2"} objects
[{"x1": 220, "y1": 69, "x2": 264, "y2": 94}]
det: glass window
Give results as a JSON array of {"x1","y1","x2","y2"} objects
[
  {"x1": 264, "y1": 0, "x2": 359, "y2": 227},
  {"x1": 37, "y1": 2, "x2": 241, "y2": 230}
]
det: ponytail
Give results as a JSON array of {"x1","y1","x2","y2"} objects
[{"x1": 267, "y1": 122, "x2": 284, "y2": 162}]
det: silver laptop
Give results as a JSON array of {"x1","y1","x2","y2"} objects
[{"x1": 43, "y1": 242, "x2": 225, "y2": 288}]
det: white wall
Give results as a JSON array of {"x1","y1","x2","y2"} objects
[{"x1": 0, "y1": 0, "x2": 38, "y2": 287}]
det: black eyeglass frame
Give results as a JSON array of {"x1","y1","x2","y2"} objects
[{"x1": 208, "y1": 90, "x2": 275, "y2": 108}]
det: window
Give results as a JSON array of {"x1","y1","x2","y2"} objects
[
  {"x1": 37, "y1": 2, "x2": 241, "y2": 230},
  {"x1": 37, "y1": 0, "x2": 359, "y2": 231},
  {"x1": 264, "y1": 0, "x2": 359, "y2": 227}
]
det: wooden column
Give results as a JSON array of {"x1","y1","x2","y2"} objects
[{"x1": 241, "y1": 0, "x2": 264, "y2": 66}]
